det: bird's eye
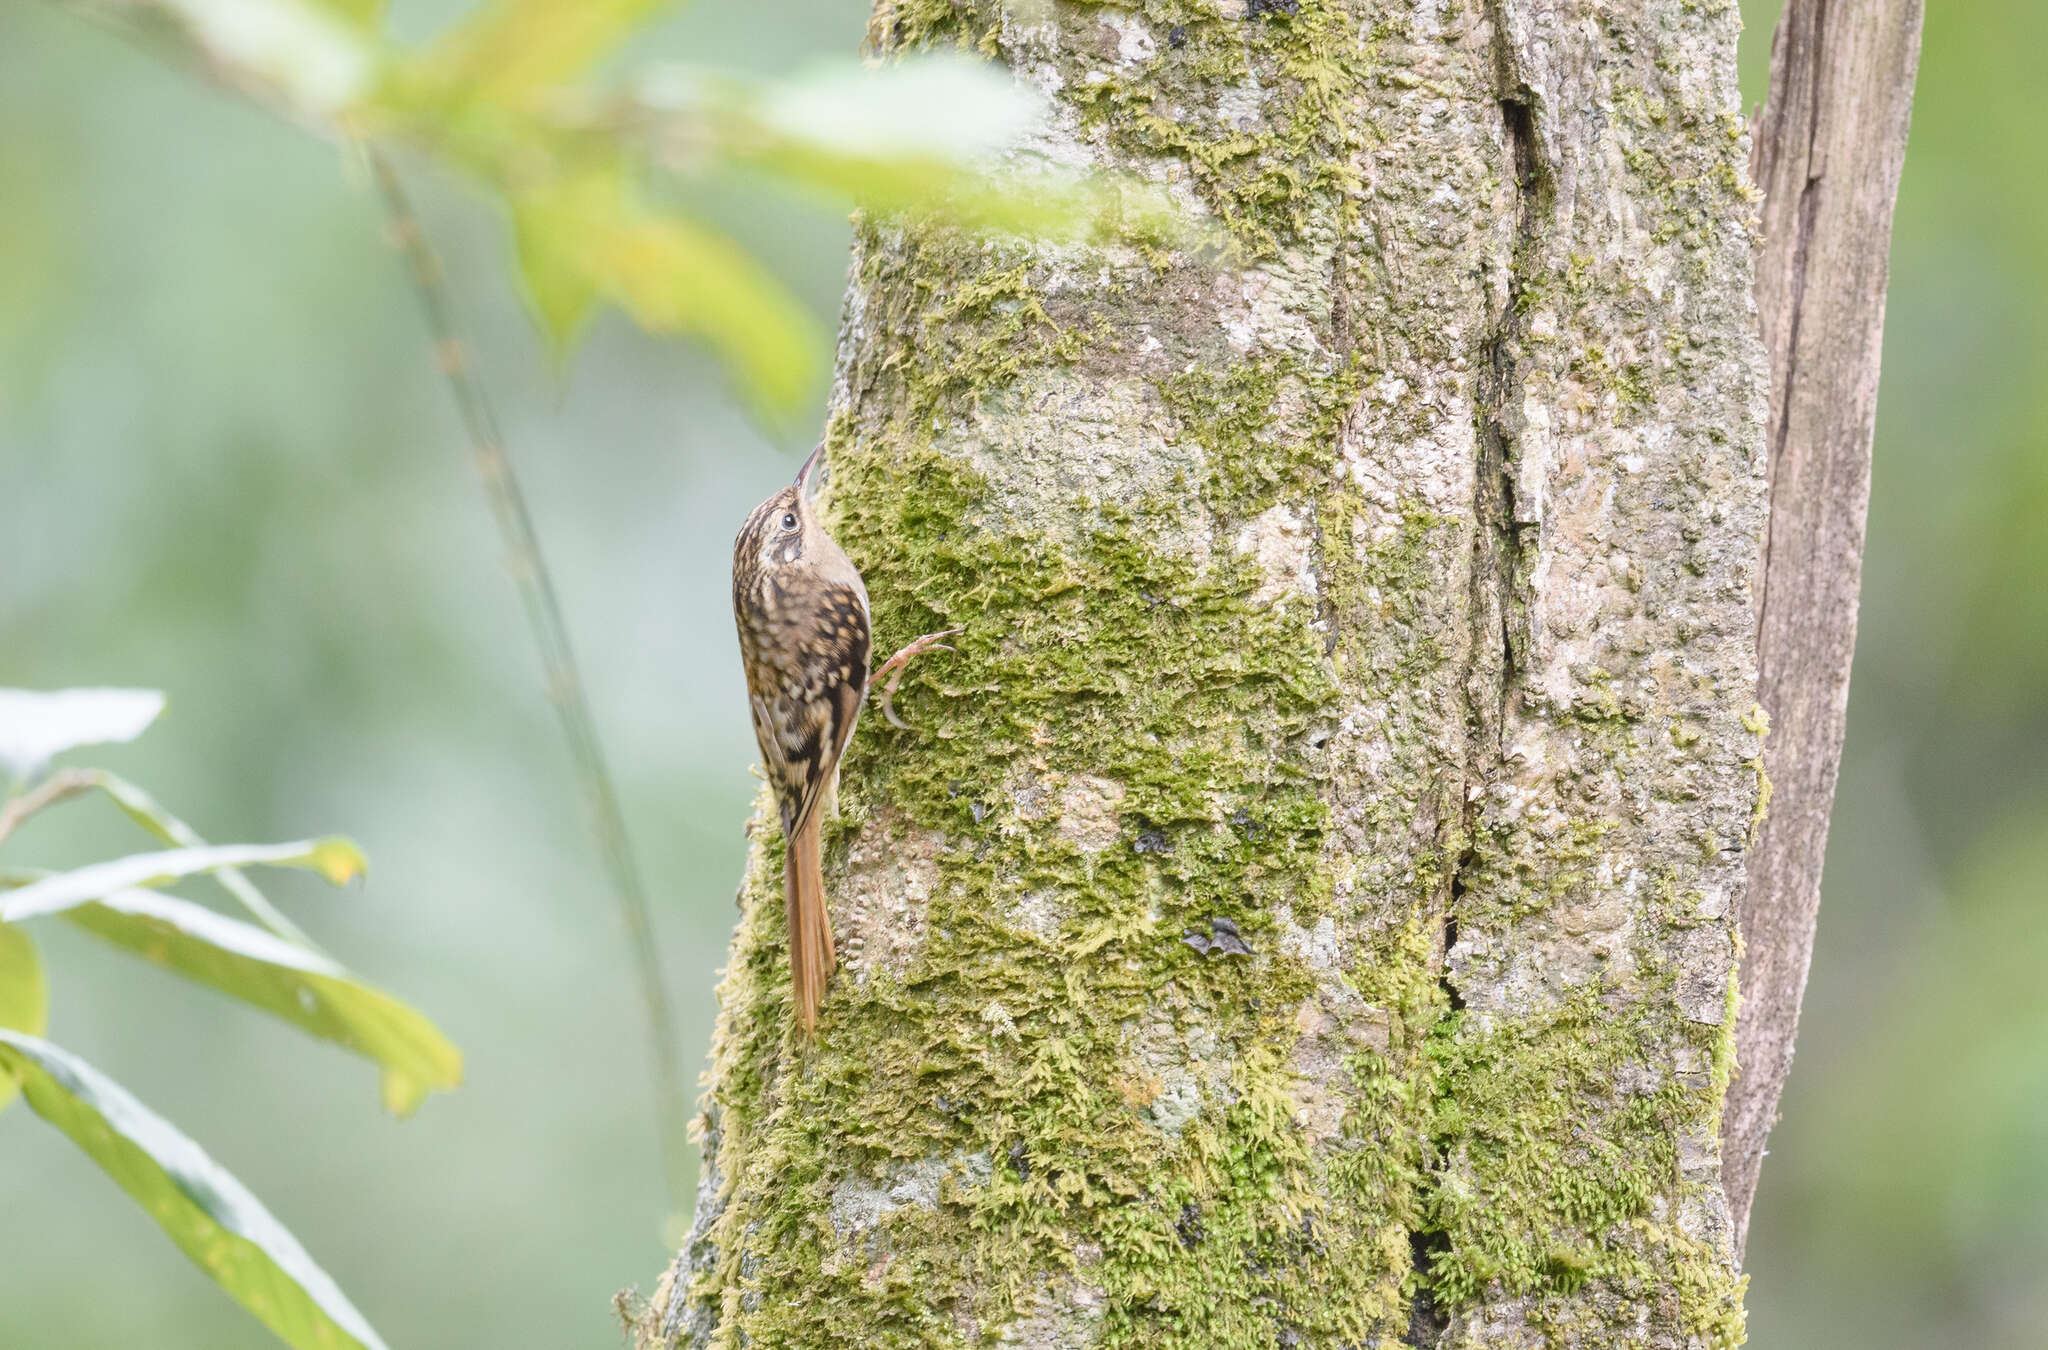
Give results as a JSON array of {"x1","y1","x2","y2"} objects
[{"x1": 780, "y1": 512, "x2": 799, "y2": 531}]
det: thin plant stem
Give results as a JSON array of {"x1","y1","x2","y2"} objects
[
  {"x1": 367, "y1": 150, "x2": 692, "y2": 1209},
  {"x1": 86, "y1": 769, "x2": 317, "y2": 947},
  {"x1": 0, "y1": 769, "x2": 96, "y2": 848}
]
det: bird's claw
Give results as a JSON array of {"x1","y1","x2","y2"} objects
[{"x1": 870, "y1": 627, "x2": 963, "y2": 728}]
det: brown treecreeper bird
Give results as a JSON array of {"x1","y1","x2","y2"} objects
[{"x1": 732, "y1": 444, "x2": 955, "y2": 1030}]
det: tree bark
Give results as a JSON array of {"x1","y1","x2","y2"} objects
[
  {"x1": 647, "y1": 0, "x2": 1768, "y2": 1344},
  {"x1": 1725, "y1": 0, "x2": 1923, "y2": 1254}
]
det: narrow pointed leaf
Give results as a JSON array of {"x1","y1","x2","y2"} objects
[
  {"x1": 62, "y1": 888, "x2": 461, "y2": 1112},
  {"x1": 414, "y1": 0, "x2": 672, "y2": 107},
  {"x1": 0, "y1": 1031, "x2": 390, "y2": 1350},
  {"x1": 0, "y1": 839, "x2": 367, "y2": 922},
  {"x1": 511, "y1": 183, "x2": 603, "y2": 361},
  {"x1": 509, "y1": 175, "x2": 817, "y2": 414},
  {"x1": 0, "y1": 688, "x2": 164, "y2": 784},
  {"x1": 86, "y1": 771, "x2": 314, "y2": 946},
  {"x1": 0, "y1": 922, "x2": 48, "y2": 1114},
  {"x1": 595, "y1": 212, "x2": 817, "y2": 417}
]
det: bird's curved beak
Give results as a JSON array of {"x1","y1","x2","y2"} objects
[{"x1": 794, "y1": 442, "x2": 826, "y2": 494}]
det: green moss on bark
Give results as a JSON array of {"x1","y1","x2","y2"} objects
[{"x1": 1420, "y1": 989, "x2": 1744, "y2": 1348}]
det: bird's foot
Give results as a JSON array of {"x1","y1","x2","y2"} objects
[{"x1": 869, "y1": 627, "x2": 962, "y2": 728}]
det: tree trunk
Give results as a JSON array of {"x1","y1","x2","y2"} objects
[
  {"x1": 646, "y1": 0, "x2": 1767, "y2": 1344},
  {"x1": 1725, "y1": 0, "x2": 1923, "y2": 1253}
]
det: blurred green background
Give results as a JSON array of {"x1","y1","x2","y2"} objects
[{"x1": 0, "y1": 1, "x2": 2038, "y2": 1346}]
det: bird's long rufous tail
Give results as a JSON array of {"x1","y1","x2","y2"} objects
[{"x1": 786, "y1": 814, "x2": 836, "y2": 1031}]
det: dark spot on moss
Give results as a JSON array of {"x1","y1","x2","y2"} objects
[
  {"x1": 1185, "y1": 916, "x2": 1255, "y2": 957},
  {"x1": 1132, "y1": 819, "x2": 1172, "y2": 854}
]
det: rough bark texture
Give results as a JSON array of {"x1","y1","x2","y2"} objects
[
  {"x1": 649, "y1": 0, "x2": 1766, "y2": 1344},
  {"x1": 1725, "y1": 0, "x2": 1922, "y2": 1253}
]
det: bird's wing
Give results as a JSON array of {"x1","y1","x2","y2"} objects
[{"x1": 752, "y1": 582, "x2": 871, "y2": 837}]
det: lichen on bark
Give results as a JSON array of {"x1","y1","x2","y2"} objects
[{"x1": 645, "y1": 1, "x2": 1766, "y2": 1346}]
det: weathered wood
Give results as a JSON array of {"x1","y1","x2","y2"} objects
[
  {"x1": 1727, "y1": 0, "x2": 1923, "y2": 1254},
  {"x1": 650, "y1": 1, "x2": 1768, "y2": 1344}
]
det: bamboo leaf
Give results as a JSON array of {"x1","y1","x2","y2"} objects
[
  {"x1": 599, "y1": 211, "x2": 817, "y2": 416},
  {"x1": 510, "y1": 178, "x2": 605, "y2": 360},
  {"x1": 0, "y1": 687, "x2": 164, "y2": 784},
  {"x1": 62, "y1": 887, "x2": 461, "y2": 1114},
  {"x1": 0, "y1": 839, "x2": 368, "y2": 923},
  {"x1": 0, "y1": 1031, "x2": 391, "y2": 1350},
  {"x1": 413, "y1": 0, "x2": 673, "y2": 107},
  {"x1": 512, "y1": 176, "x2": 817, "y2": 413},
  {"x1": 0, "y1": 922, "x2": 48, "y2": 1114}
]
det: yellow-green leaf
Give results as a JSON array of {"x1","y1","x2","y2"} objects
[
  {"x1": 0, "y1": 1031, "x2": 391, "y2": 1350},
  {"x1": 512, "y1": 187, "x2": 602, "y2": 361},
  {"x1": 1, "y1": 838, "x2": 369, "y2": 921},
  {"x1": 413, "y1": 0, "x2": 673, "y2": 108},
  {"x1": 510, "y1": 175, "x2": 817, "y2": 415},
  {"x1": 595, "y1": 211, "x2": 818, "y2": 417},
  {"x1": 61, "y1": 888, "x2": 461, "y2": 1113},
  {"x1": 306, "y1": 837, "x2": 368, "y2": 885},
  {"x1": 304, "y1": 0, "x2": 384, "y2": 30},
  {"x1": 0, "y1": 922, "x2": 48, "y2": 1115},
  {"x1": 380, "y1": 1069, "x2": 429, "y2": 1118}
]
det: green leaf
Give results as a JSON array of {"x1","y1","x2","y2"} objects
[
  {"x1": 0, "y1": 1031, "x2": 391, "y2": 1350},
  {"x1": 511, "y1": 182, "x2": 603, "y2": 362},
  {"x1": 597, "y1": 211, "x2": 818, "y2": 417},
  {"x1": 1, "y1": 838, "x2": 368, "y2": 922},
  {"x1": 414, "y1": 0, "x2": 673, "y2": 107},
  {"x1": 303, "y1": 0, "x2": 385, "y2": 30},
  {"x1": 512, "y1": 177, "x2": 818, "y2": 415},
  {"x1": 0, "y1": 687, "x2": 164, "y2": 784},
  {"x1": 0, "y1": 922, "x2": 48, "y2": 1115},
  {"x1": 63, "y1": 887, "x2": 461, "y2": 1115},
  {"x1": 305, "y1": 838, "x2": 369, "y2": 885}
]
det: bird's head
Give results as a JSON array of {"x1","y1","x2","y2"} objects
[{"x1": 736, "y1": 443, "x2": 832, "y2": 576}]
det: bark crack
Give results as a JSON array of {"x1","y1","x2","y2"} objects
[
  {"x1": 1447, "y1": 85, "x2": 1547, "y2": 1013},
  {"x1": 1404, "y1": 81, "x2": 1551, "y2": 1348}
]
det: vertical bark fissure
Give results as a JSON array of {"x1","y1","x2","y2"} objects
[{"x1": 1408, "y1": 77, "x2": 1549, "y2": 1347}]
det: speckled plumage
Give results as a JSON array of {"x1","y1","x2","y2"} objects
[{"x1": 732, "y1": 450, "x2": 871, "y2": 1030}]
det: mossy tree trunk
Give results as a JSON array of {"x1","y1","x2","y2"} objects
[{"x1": 647, "y1": 0, "x2": 1765, "y2": 1345}]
